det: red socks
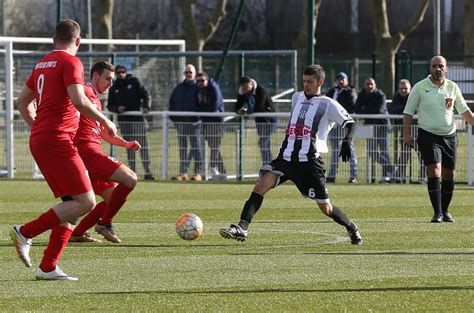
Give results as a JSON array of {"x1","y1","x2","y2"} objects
[
  {"x1": 39, "y1": 225, "x2": 73, "y2": 272},
  {"x1": 72, "y1": 201, "x2": 107, "y2": 236},
  {"x1": 99, "y1": 185, "x2": 133, "y2": 225},
  {"x1": 20, "y1": 208, "x2": 61, "y2": 239}
]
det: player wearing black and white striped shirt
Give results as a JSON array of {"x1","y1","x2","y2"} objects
[{"x1": 220, "y1": 65, "x2": 363, "y2": 245}]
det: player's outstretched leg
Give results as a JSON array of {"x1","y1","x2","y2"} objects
[
  {"x1": 219, "y1": 192, "x2": 263, "y2": 242},
  {"x1": 326, "y1": 205, "x2": 363, "y2": 245}
]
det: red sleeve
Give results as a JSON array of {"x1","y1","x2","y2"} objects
[
  {"x1": 26, "y1": 71, "x2": 34, "y2": 90},
  {"x1": 63, "y1": 57, "x2": 84, "y2": 87}
]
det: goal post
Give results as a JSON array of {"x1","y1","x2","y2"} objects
[{"x1": 0, "y1": 36, "x2": 185, "y2": 178}]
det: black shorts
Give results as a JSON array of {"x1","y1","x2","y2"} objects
[
  {"x1": 259, "y1": 157, "x2": 329, "y2": 203},
  {"x1": 417, "y1": 128, "x2": 457, "y2": 170}
]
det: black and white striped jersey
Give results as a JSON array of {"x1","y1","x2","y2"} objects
[{"x1": 278, "y1": 91, "x2": 355, "y2": 162}]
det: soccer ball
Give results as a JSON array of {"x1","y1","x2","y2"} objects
[{"x1": 175, "y1": 213, "x2": 204, "y2": 240}]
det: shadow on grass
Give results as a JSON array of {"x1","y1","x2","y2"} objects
[{"x1": 83, "y1": 285, "x2": 474, "y2": 295}]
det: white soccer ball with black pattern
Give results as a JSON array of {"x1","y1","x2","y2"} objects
[{"x1": 175, "y1": 213, "x2": 204, "y2": 240}]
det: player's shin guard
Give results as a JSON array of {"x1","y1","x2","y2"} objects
[
  {"x1": 428, "y1": 177, "x2": 442, "y2": 215},
  {"x1": 99, "y1": 184, "x2": 133, "y2": 225},
  {"x1": 72, "y1": 201, "x2": 107, "y2": 236},
  {"x1": 330, "y1": 205, "x2": 351, "y2": 227},
  {"x1": 19, "y1": 208, "x2": 61, "y2": 239},
  {"x1": 238, "y1": 192, "x2": 264, "y2": 230},
  {"x1": 441, "y1": 179, "x2": 454, "y2": 213},
  {"x1": 39, "y1": 225, "x2": 72, "y2": 272}
]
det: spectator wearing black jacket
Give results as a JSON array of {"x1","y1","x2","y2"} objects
[
  {"x1": 326, "y1": 72, "x2": 358, "y2": 183},
  {"x1": 107, "y1": 65, "x2": 154, "y2": 180},
  {"x1": 168, "y1": 64, "x2": 203, "y2": 181},
  {"x1": 355, "y1": 77, "x2": 395, "y2": 183},
  {"x1": 235, "y1": 77, "x2": 277, "y2": 165}
]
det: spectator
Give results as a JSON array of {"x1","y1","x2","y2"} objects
[
  {"x1": 168, "y1": 64, "x2": 203, "y2": 181},
  {"x1": 196, "y1": 72, "x2": 227, "y2": 180},
  {"x1": 388, "y1": 79, "x2": 425, "y2": 183},
  {"x1": 326, "y1": 72, "x2": 358, "y2": 183},
  {"x1": 235, "y1": 76, "x2": 277, "y2": 165},
  {"x1": 355, "y1": 77, "x2": 396, "y2": 183},
  {"x1": 107, "y1": 65, "x2": 154, "y2": 180}
]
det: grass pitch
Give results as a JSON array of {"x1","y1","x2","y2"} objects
[{"x1": 0, "y1": 180, "x2": 473, "y2": 312}]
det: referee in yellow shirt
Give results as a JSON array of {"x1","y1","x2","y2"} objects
[{"x1": 403, "y1": 55, "x2": 474, "y2": 223}]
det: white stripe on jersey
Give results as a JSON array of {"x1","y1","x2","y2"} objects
[{"x1": 281, "y1": 92, "x2": 354, "y2": 162}]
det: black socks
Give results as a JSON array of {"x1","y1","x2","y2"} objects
[
  {"x1": 441, "y1": 179, "x2": 454, "y2": 214},
  {"x1": 330, "y1": 205, "x2": 351, "y2": 227},
  {"x1": 238, "y1": 192, "x2": 264, "y2": 230},
  {"x1": 428, "y1": 177, "x2": 442, "y2": 215}
]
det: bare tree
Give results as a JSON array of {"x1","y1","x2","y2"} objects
[
  {"x1": 95, "y1": 0, "x2": 114, "y2": 51},
  {"x1": 293, "y1": 0, "x2": 321, "y2": 62},
  {"x1": 372, "y1": 0, "x2": 429, "y2": 96},
  {"x1": 462, "y1": 0, "x2": 474, "y2": 67},
  {"x1": 292, "y1": 0, "x2": 321, "y2": 87},
  {"x1": 176, "y1": 0, "x2": 227, "y2": 70}
]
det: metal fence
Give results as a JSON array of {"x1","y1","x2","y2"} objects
[{"x1": 1, "y1": 112, "x2": 474, "y2": 185}]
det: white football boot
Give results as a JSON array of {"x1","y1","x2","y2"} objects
[
  {"x1": 9, "y1": 225, "x2": 33, "y2": 267},
  {"x1": 35, "y1": 266, "x2": 78, "y2": 281}
]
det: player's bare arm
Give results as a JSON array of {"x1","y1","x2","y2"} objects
[
  {"x1": 462, "y1": 109, "x2": 474, "y2": 125},
  {"x1": 67, "y1": 83, "x2": 117, "y2": 137},
  {"x1": 402, "y1": 114, "x2": 414, "y2": 148},
  {"x1": 101, "y1": 128, "x2": 141, "y2": 151},
  {"x1": 15, "y1": 85, "x2": 37, "y2": 127}
]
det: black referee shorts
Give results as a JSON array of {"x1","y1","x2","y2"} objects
[
  {"x1": 260, "y1": 157, "x2": 329, "y2": 203},
  {"x1": 417, "y1": 127, "x2": 457, "y2": 170}
]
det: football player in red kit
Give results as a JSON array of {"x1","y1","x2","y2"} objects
[
  {"x1": 70, "y1": 60, "x2": 140, "y2": 244},
  {"x1": 11, "y1": 19, "x2": 117, "y2": 281}
]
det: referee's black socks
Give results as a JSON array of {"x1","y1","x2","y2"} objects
[
  {"x1": 428, "y1": 177, "x2": 442, "y2": 215},
  {"x1": 441, "y1": 179, "x2": 454, "y2": 213},
  {"x1": 238, "y1": 192, "x2": 264, "y2": 230}
]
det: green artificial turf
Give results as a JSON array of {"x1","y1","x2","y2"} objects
[{"x1": 0, "y1": 180, "x2": 473, "y2": 312}]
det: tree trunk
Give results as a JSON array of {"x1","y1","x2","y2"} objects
[
  {"x1": 292, "y1": 0, "x2": 321, "y2": 87},
  {"x1": 463, "y1": 1, "x2": 474, "y2": 67},
  {"x1": 95, "y1": 0, "x2": 114, "y2": 51},
  {"x1": 372, "y1": 0, "x2": 429, "y2": 97},
  {"x1": 176, "y1": 0, "x2": 227, "y2": 72}
]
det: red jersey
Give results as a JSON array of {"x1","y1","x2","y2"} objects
[
  {"x1": 26, "y1": 50, "x2": 84, "y2": 136},
  {"x1": 74, "y1": 83, "x2": 102, "y2": 146}
]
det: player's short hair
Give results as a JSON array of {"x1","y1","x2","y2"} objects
[
  {"x1": 90, "y1": 61, "x2": 115, "y2": 79},
  {"x1": 303, "y1": 64, "x2": 325, "y2": 81},
  {"x1": 54, "y1": 19, "x2": 81, "y2": 44},
  {"x1": 239, "y1": 76, "x2": 252, "y2": 85}
]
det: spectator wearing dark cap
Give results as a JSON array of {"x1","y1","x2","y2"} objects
[
  {"x1": 326, "y1": 72, "x2": 358, "y2": 183},
  {"x1": 235, "y1": 76, "x2": 277, "y2": 165},
  {"x1": 107, "y1": 65, "x2": 155, "y2": 180}
]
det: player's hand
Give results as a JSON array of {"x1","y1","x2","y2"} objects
[
  {"x1": 127, "y1": 140, "x2": 141, "y2": 151},
  {"x1": 117, "y1": 105, "x2": 126, "y2": 113},
  {"x1": 143, "y1": 108, "x2": 150, "y2": 114},
  {"x1": 103, "y1": 119, "x2": 117, "y2": 137},
  {"x1": 339, "y1": 139, "x2": 351, "y2": 162}
]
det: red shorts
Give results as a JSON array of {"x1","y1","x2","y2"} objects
[
  {"x1": 30, "y1": 133, "x2": 92, "y2": 198},
  {"x1": 92, "y1": 180, "x2": 117, "y2": 196},
  {"x1": 76, "y1": 142, "x2": 122, "y2": 194}
]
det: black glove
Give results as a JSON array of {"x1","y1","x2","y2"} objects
[{"x1": 339, "y1": 139, "x2": 351, "y2": 162}]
